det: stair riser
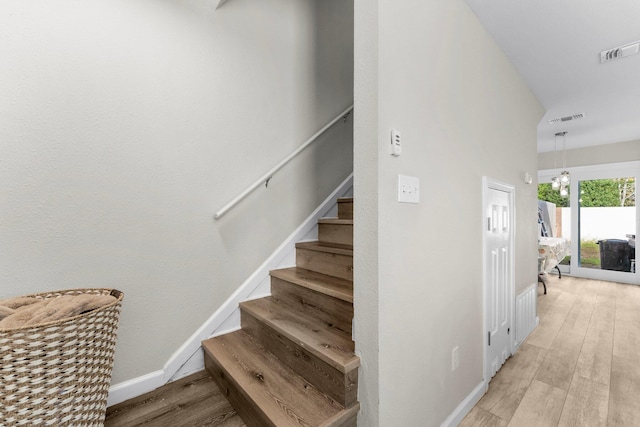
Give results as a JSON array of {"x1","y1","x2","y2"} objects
[
  {"x1": 338, "y1": 201, "x2": 353, "y2": 220},
  {"x1": 318, "y1": 223, "x2": 353, "y2": 246},
  {"x1": 241, "y1": 308, "x2": 358, "y2": 407},
  {"x1": 204, "y1": 351, "x2": 272, "y2": 427},
  {"x1": 270, "y1": 277, "x2": 353, "y2": 335},
  {"x1": 332, "y1": 413, "x2": 358, "y2": 427},
  {"x1": 296, "y1": 248, "x2": 353, "y2": 281}
]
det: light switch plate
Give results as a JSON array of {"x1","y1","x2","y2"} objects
[{"x1": 398, "y1": 174, "x2": 420, "y2": 203}]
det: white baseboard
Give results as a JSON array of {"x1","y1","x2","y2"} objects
[
  {"x1": 107, "y1": 173, "x2": 353, "y2": 407},
  {"x1": 440, "y1": 381, "x2": 487, "y2": 427},
  {"x1": 107, "y1": 370, "x2": 165, "y2": 407},
  {"x1": 439, "y1": 283, "x2": 539, "y2": 426}
]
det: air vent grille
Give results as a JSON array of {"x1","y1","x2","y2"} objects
[
  {"x1": 548, "y1": 113, "x2": 585, "y2": 125},
  {"x1": 601, "y1": 42, "x2": 640, "y2": 63}
]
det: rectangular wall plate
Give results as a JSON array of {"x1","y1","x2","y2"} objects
[
  {"x1": 390, "y1": 129, "x2": 402, "y2": 156},
  {"x1": 398, "y1": 174, "x2": 420, "y2": 203}
]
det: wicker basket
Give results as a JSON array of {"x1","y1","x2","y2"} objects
[{"x1": 0, "y1": 288, "x2": 124, "y2": 426}]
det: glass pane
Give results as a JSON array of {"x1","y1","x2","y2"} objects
[
  {"x1": 578, "y1": 178, "x2": 636, "y2": 272},
  {"x1": 538, "y1": 182, "x2": 571, "y2": 266}
]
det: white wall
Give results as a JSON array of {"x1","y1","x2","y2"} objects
[
  {"x1": 539, "y1": 139, "x2": 640, "y2": 169},
  {"x1": 354, "y1": 0, "x2": 544, "y2": 425},
  {"x1": 353, "y1": 0, "x2": 380, "y2": 425},
  {"x1": 0, "y1": 0, "x2": 354, "y2": 385}
]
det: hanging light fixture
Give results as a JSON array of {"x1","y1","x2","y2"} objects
[
  {"x1": 559, "y1": 186, "x2": 569, "y2": 198},
  {"x1": 551, "y1": 131, "x2": 570, "y2": 198}
]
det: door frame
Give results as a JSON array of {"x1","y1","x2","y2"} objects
[
  {"x1": 538, "y1": 160, "x2": 639, "y2": 285},
  {"x1": 482, "y1": 177, "x2": 516, "y2": 385}
]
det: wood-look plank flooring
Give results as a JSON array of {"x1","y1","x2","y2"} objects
[
  {"x1": 460, "y1": 275, "x2": 640, "y2": 427},
  {"x1": 105, "y1": 275, "x2": 638, "y2": 426},
  {"x1": 104, "y1": 371, "x2": 245, "y2": 427}
]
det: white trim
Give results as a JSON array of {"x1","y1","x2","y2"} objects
[
  {"x1": 107, "y1": 370, "x2": 164, "y2": 407},
  {"x1": 482, "y1": 177, "x2": 516, "y2": 384},
  {"x1": 107, "y1": 174, "x2": 354, "y2": 407},
  {"x1": 439, "y1": 381, "x2": 487, "y2": 427}
]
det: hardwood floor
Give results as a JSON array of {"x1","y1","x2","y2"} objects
[
  {"x1": 460, "y1": 275, "x2": 640, "y2": 427},
  {"x1": 105, "y1": 275, "x2": 638, "y2": 426},
  {"x1": 104, "y1": 371, "x2": 245, "y2": 427}
]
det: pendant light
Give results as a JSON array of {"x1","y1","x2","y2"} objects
[{"x1": 551, "y1": 131, "x2": 570, "y2": 198}]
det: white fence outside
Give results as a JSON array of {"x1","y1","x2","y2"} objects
[{"x1": 559, "y1": 207, "x2": 635, "y2": 241}]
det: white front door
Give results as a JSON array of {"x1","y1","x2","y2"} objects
[{"x1": 484, "y1": 184, "x2": 513, "y2": 380}]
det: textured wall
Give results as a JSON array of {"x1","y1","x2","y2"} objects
[
  {"x1": 353, "y1": 0, "x2": 380, "y2": 425},
  {"x1": 0, "y1": 0, "x2": 353, "y2": 384},
  {"x1": 354, "y1": 0, "x2": 543, "y2": 425}
]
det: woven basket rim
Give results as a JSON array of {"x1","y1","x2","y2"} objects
[{"x1": 0, "y1": 287, "x2": 124, "y2": 333}]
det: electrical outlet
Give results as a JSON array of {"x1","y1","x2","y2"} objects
[
  {"x1": 398, "y1": 174, "x2": 420, "y2": 203},
  {"x1": 452, "y1": 346, "x2": 459, "y2": 372}
]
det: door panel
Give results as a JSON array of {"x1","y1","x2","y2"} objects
[
  {"x1": 578, "y1": 178, "x2": 635, "y2": 273},
  {"x1": 486, "y1": 187, "x2": 512, "y2": 379}
]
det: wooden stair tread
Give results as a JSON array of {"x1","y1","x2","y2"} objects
[
  {"x1": 202, "y1": 196, "x2": 358, "y2": 426},
  {"x1": 203, "y1": 331, "x2": 357, "y2": 427},
  {"x1": 296, "y1": 241, "x2": 353, "y2": 256},
  {"x1": 270, "y1": 267, "x2": 353, "y2": 303},
  {"x1": 317, "y1": 218, "x2": 353, "y2": 225},
  {"x1": 240, "y1": 297, "x2": 359, "y2": 373}
]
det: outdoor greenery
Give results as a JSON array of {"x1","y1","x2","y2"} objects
[
  {"x1": 579, "y1": 178, "x2": 635, "y2": 207},
  {"x1": 580, "y1": 239, "x2": 601, "y2": 268},
  {"x1": 539, "y1": 177, "x2": 635, "y2": 271},
  {"x1": 538, "y1": 183, "x2": 569, "y2": 207},
  {"x1": 538, "y1": 177, "x2": 636, "y2": 208}
]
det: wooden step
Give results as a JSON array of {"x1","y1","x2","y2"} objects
[
  {"x1": 240, "y1": 297, "x2": 359, "y2": 407},
  {"x1": 296, "y1": 242, "x2": 353, "y2": 281},
  {"x1": 270, "y1": 267, "x2": 354, "y2": 335},
  {"x1": 337, "y1": 198, "x2": 353, "y2": 220},
  {"x1": 270, "y1": 267, "x2": 353, "y2": 303},
  {"x1": 104, "y1": 371, "x2": 243, "y2": 426},
  {"x1": 203, "y1": 330, "x2": 359, "y2": 427},
  {"x1": 318, "y1": 218, "x2": 353, "y2": 247}
]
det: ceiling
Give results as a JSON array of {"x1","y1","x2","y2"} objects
[{"x1": 464, "y1": 0, "x2": 640, "y2": 153}]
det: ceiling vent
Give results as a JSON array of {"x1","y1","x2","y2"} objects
[
  {"x1": 548, "y1": 113, "x2": 585, "y2": 125},
  {"x1": 601, "y1": 41, "x2": 640, "y2": 63}
]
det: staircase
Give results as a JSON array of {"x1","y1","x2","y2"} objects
[{"x1": 202, "y1": 198, "x2": 359, "y2": 427}]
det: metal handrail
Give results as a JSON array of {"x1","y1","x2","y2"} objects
[{"x1": 214, "y1": 105, "x2": 354, "y2": 220}]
